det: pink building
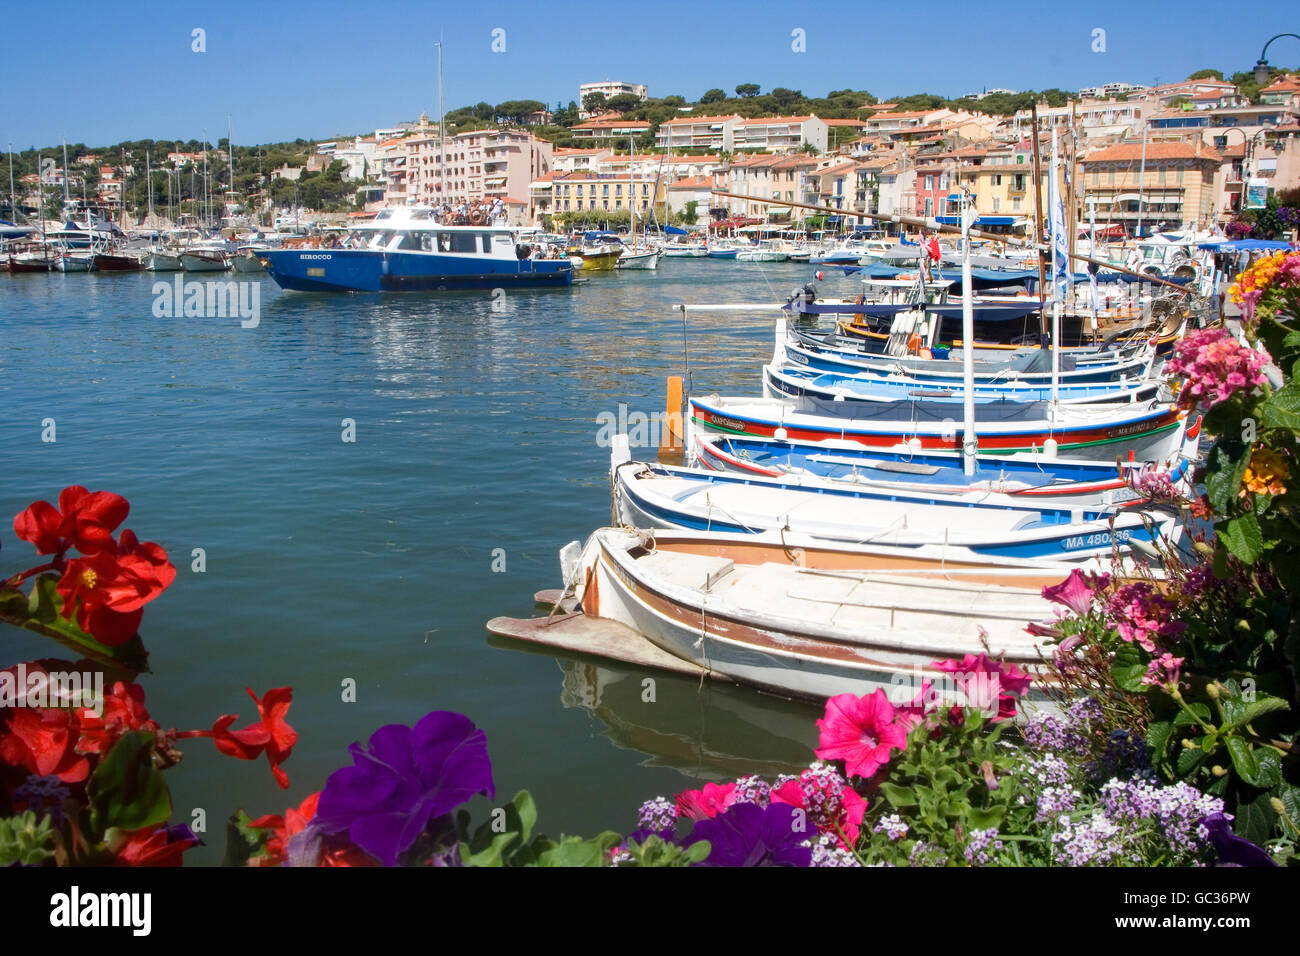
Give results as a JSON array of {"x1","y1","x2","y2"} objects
[{"x1": 402, "y1": 127, "x2": 553, "y2": 206}]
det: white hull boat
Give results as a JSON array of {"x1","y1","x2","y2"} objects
[
  {"x1": 147, "y1": 251, "x2": 183, "y2": 271},
  {"x1": 180, "y1": 250, "x2": 230, "y2": 272},
  {"x1": 617, "y1": 248, "x2": 661, "y2": 270},
  {"x1": 565, "y1": 527, "x2": 1073, "y2": 703}
]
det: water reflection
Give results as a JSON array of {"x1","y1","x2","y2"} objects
[{"x1": 552, "y1": 653, "x2": 820, "y2": 781}]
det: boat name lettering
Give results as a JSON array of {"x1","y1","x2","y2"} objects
[
  {"x1": 1064, "y1": 529, "x2": 1132, "y2": 550},
  {"x1": 710, "y1": 415, "x2": 747, "y2": 433},
  {"x1": 300, "y1": 254, "x2": 333, "y2": 261}
]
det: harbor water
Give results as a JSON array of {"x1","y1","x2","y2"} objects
[{"x1": 0, "y1": 260, "x2": 856, "y2": 862}]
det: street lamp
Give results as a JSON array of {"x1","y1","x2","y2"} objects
[
  {"x1": 1217, "y1": 126, "x2": 1269, "y2": 216},
  {"x1": 1253, "y1": 33, "x2": 1300, "y2": 85}
]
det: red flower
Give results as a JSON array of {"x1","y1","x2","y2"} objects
[
  {"x1": 114, "y1": 825, "x2": 199, "y2": 867},
  {"x1": 0, "y1": 705, "x2": 90, "y2": 783},
  {"x1": 13, "y1": 486, "x2": 129, "y2": 556},
  {"x1": 249, "y1": 792, "x2": 320, "y2": 865},
  {"x1": 247, "y1": 791, "x2": 373, "y2": 867},
  {"x1": 75, "y1": 682, "x2": 160, "y2": 756},
  {"x1": 184, "y1": 688, "x2": 297, "y2": 789},
  {"x1": 55, "y1": 533, "x2": 175, "y2": 647},
  {"x1": 932, "y1": 653, "x2": 1032, "y2": 722}
]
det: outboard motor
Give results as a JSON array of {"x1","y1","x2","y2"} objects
[{"x1": 787, "y1": 282, "x2": 818, "y2": 313}]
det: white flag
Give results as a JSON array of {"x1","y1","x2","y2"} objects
[{"x1": 1048, "y1": 130, "x2": 1068, "y2": 301}]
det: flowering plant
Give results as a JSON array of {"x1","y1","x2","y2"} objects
[{"x1": 1, "y1": 487, "x2": 298, "y2": 866}]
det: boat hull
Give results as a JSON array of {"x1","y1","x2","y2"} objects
[
  {"x1": 93, "y1": 253, "x2": 144, "y2": 272},
  {"x1": 181, "y1": 252, "x2": 230, "y2": 272},
  {"x1": 260, "y1": 248, "x2": 573, "y2": 291},
  {"x1": 573, "y1": 528, "x2": 1064, "y2": 703},
  {"x1": 690, "y1": 394, "x2": 1188, "y2": 460},
  {"x1": 147, "y1": 252, "x2": 183, "y2": 271}
]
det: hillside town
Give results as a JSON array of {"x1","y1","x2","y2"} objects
[{"x1": 5, "y1": 70, "x2": 1300, "y2": 242}]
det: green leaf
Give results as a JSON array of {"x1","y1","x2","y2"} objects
[
  {"x1": 1219, "y1": 690, "x2": 1290, "y2": 731},
  {"x1": 89, "y1": 731, "x2": 171, "y2": 833},
  {"x1": 1233, "y1": 790, "x2": 1276, "y2": 846},
  {"x1": 1224, "y1": 736, "x2": 1281, "y2": 788},
  {"x1": 532, "y1": 831, "x2": 622, "y2": 867},
  {"x1": 221, "y1": 810, "x2": 270, "y2": 867},
  {"x1": 460, "y1": 831, "x2": 518, "y2": 867},
  {"x1": 0, "y1": 811, "x2": 56, "y2": 866},
  {"x1": 1259, "y1": 380, "x2": 1300, "y2": 430},
  {"x1": 1218, "y1": 513, "x2": 1266, "y2": 564},
  {"x1": 877, "y1": 782, "x2": 918, "y2": 808},
  {"x1": 1111, "y1": 641, "x2": 1149, "y2": 693},
  {"x1": 1146, "y1": 721, "x2": 1175, "y2": 770},
  {"x1": 3, "y1": 575, "x2": 149, "y2": 676},
  {"x1": 1205, "y1": 441, "x2": 1250, "y2": 514}
]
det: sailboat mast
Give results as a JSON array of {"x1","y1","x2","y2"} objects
[
  {"x1": 436, "y1": 41, "x2": 446, "y2": 204},
  {"x1": 959, "y1": 186, "x2": 976, "y2": 477},
  {"x1": 227, "y1": 115, "x2": 234, "y2": 224},
  {"x1": 7, "y1": 143, "x2": 14, "y2": 226}
]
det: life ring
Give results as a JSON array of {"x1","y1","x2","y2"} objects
[{"x1": 469, "y1": 209, "x2": 486, "y2": 225}]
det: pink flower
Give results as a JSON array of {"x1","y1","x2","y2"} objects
[
  {"x1": 814, "y1": 690, "x2": 908, "y2": 780},
  {"x1": 1105, "y1": 582, "x2": 1186, "y2": 652},
  {"x1": 1141, "y1": 653, "x2": 1184, "y2": 689},
  {"x1": 675, "y1": 781, "x2": 738, "y2": 821},
  {"x1": 770, "y1": 763, "x2": 868, "y2": 848},
  {"x1": 1042, "y1": 568, "x2": 1109, "y2": 617},
  {"x1": 1164, "y1": 328, "x2": 1269, "y2": 410},
  {"x1": 932, "y1": 654, "x2": 1033, "y2": 722}
]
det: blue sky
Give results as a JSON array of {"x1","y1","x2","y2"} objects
[{"x1": 4, "y1": 1, "x2": 1298, "y2": 150}]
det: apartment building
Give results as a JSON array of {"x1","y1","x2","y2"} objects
[
  {"x1": 654, "y1": 114, "x2": 742, "y2": 152},
  {"x1": 1080, "y1": 140, "x2": 1221, "y2": 231},
  {"x1": 731, "y1": 115, "x2": 829, "y2": 153}
]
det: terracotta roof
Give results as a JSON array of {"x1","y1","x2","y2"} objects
[
  {"x1": 571, "y1": 117, "x2": 650, "y2": 130},
  {"x1": 735, "y1": 115, "x2": 815, "y2": 125},
  {"x1": 1082, "y1": 141, "x2": 1222, "y2": 163},
  {"x1": 1262, "y1": 75, "x2": 1300, "y2": 93},
  {"x1": 667, "y1": 176, "x2": 713, "y2": 189},
  {"x1": 867, "y1": 109, "x2": 949, "y2": 120},
  {"x1": 824, "y1": 118, "x2": 868, "y2": 127},
  {"x1": 660, "y1": 113, "x2": 743, "y2": 126}
]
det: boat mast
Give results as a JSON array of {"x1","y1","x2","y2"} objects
[
  {"x1": 959, "y1": 185, "x2": 976, "y2": 477},
  {"x1": 1029, "y1": 104, "x2": 1046, "y2": 342},
  {"x1": 146, "y1": 149, "x2": 153, "y2": 227},
  {"x1": 1049, "y1": 128, "x2": 1063, "y2": 409},
  {"x1": 436, "y1": 40, "x2": 445, "y2": 206},
  {"x1": 227, "y1": 115, "x2": 235, "y2": 226},
  {"x1": 1135, "y1": 126, "x2": 1147, "y2": 239}
]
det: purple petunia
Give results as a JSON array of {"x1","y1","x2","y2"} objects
[
  {"x1": 683, "y1": 802, "x2": 812, "y2": 867},
  {"x1": 1201, "y1": 813, "x2": 1277, "y2": 867},
  {"x1": 303, "y1": 710, "x2": 495, "y2": 866}
]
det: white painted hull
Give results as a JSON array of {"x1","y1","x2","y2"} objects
[
  {"x1": 662, "y1": 246, "x2": 707, "y2": 257},
  {"x1": 53, "y1": 254, "x2": 93, "y2": 272},
  {"x1": 736, "y1": 250, "x2": 790, "y2": 262},
  {"x1": 616, "y1": 249, "x2": 661, "y2": 270},
  {"x1": 147, "y1": 252, "x2": 183, "y2": 271},
  {"x1": 572, "y1": 528, "x2": 1067, "y2": 704},
  {"x1": 181, "y1": 252, "x2": 230, "y2": 272},
  {"x1": 232, "y1": 253, "x2": 265, "y2": 273}
]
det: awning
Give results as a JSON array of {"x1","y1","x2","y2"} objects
[
  {"x1": 765, "y1": 206, "x2": 792, "y2": 215},
  {"x1": 665, "y1": 224, "x2": 688, "y2": 236},
  {"x1": 1198, "y1": 238, "x2": 1296, "y2": 251}
]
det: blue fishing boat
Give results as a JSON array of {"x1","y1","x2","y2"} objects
[
  {"x1": 609, "y1": 452, "x2": 1180, "y2": 562},
  {"x1": 691, "y1": 431, "x2": 1195, "y2": 509},
  {"x1": 258, "y1": 206, "x2": 572, "y2": 292}
]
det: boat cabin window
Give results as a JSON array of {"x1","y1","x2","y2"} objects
[{"x1": 431, "y1": 231, "x2": 481, "y2": 254}]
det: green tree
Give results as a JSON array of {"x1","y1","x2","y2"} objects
[
  {"x1": 735, "y1": 83, "x2": 760, "y2": 98},
  {"x1": 681, "y1": 200, "x2": 698, "y2": 225},
  {"x1": 582, "y1": 92, "x2": 609, "y2": 114},
  {"x1": 1189, "y1": 68, "x2": 1224, "y2": 80},
  {"x1": 605, "y1": 93, "x2": 642, "y2": 113},
  {"x1": 494, "y1": 100, "x2": 547, "y2": 124},
  {"x1": 699, "y1": 88, "x2": 726, "y2": 104}
]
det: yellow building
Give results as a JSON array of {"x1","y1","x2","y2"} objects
[{"x1": 545, "y1": 171, "x2": 667, "y2": 218}]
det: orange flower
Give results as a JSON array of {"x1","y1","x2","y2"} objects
[{"x1": 1240, "y1": 446, "x2": 1290, "y2": 498}]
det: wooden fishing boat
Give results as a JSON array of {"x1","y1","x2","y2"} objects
[
  {"x1": 762, "y1": 362, "x2": 1164, "y2": 408},
  {"x1": 146, "y1": 250, "x2": 183, "y2": 271},
  {"x1": 7, "y1": 252, "x2": 51, "y2": 273},
  {"x1": 690, "y1": 426, "x2": 1198, "y2": 510},
  {"x1": 786, "y1": 327, "x2": 1156, "y2": 385},
  {"x1": 52, "y1": 251, "x2": 93, "y2": 272},
  {"x1": 558, "y1": 527, "x2": 1074, "y2": 703},
  {"x1": 92, "y1": 251, "x2": 144, "y2": 271},
  {"x1": 180, "y1": 250, "x2": 230, "y2": 272},
  {"x1": 610, "y1": 452, "x2": 1179, "y2": 562},
  {"x1": 688, "y1": 393, "x2": 1188, "y2": 461}
]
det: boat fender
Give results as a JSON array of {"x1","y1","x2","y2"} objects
[{"x1": 516, "y1": 243, "x2": 532, "y2": 260}]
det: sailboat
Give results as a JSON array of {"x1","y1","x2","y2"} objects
[{"x1": 617, "y1": 137, "x2": 661, "y2": 270}]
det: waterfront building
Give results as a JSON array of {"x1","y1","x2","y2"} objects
[
  {"x1": 722, "y1": 153, "x2": 820, "y2": 220},
  {"x1": 537, "y1": 171, "x2": 666, "y2": 220},
  {"x1": 666, "y1": 176, "x2": 714, "y2": 218},
  {"x1": 1078, "y1": 81, "x2": 1148, "y2": 99},
  {"x1": 1079, "y1": 139, "x2": 1221, "y2": 232}
]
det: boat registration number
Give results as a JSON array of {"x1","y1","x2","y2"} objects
[
  {"x1": 307, "y1": 268, "x2": 326, "y2": 277},
  {"x1": 708, "y1": 414, "x2": 748, "y2": 433},
  {"x1": 1063, "y1": 529, "x2": 1132, "y2": 551}
]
